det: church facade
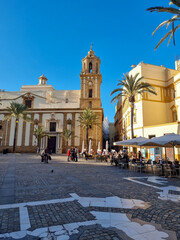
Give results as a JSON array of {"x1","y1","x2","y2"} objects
[{"x1": 0, "y1": 48, "x2": 103, "y2": 153}]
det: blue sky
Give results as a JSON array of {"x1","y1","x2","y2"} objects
[{"x1": 0, "y1": 0, "x2": 180, "y2": 121}]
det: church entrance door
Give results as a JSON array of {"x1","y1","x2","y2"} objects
[{"x1": 48, "y1": 136, "x2": 56, "y2": 153}]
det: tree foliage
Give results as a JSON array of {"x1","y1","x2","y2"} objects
[
  {"x1": 5, "y1": 102, "x2": 29, "y2": 121},
  {"x1": 147, "y1": 0, "x2": 180, "y2": 50},
  {"x1": 111, "y1": 73, "x2": 157, "y2": 138},
  {"x1": 78, "y1": 109, "x2": 99, "y2": 152},
  {"x1": 62, "y1": 129, "x2": 75, "y2": 153},
  {"x1": 33, "y1": 127, "x2": 48, "y2": 148},
  {"x1": 5, "y1": 102, "x2": 30, "y2": 152}
]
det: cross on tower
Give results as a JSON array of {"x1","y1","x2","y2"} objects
[{"x1": 90, "y1": 43, "x2": 93, "y2": 50}]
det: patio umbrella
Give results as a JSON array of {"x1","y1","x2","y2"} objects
[
  {"x1": 98, "y1": 141, "x2": 101, "y2": 151},
  {"x1": 113, "y1": 136, "x2": 148, "y2": 148},
  {"x1": 106, "y1": 140, "x2": 108, "y2": 150},
  {"x1": 139, "y1": 133, "x2": 180, "y2": 161},
  {"x1": 105, "y1": 140, "x2": 109, "y2": 155}
]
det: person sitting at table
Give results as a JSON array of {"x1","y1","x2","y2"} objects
[
  {"x1": 164, "y1": 157, "x2": 169, "y2": 165},
  {"x1": 132, "y1": 152, "x2": 137, "y2": 163},
  {"x1": 123, "y1": 151, "x2": 129, "y2": 168},
  {"x1": 173, "y1": 159, "x2": 179, "y2": 175},
  {"x1": 138, "y1": 151, "x2": 142, "y2": 161}
]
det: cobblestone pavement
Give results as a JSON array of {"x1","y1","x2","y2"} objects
[{"x1": 0, "y1": 153, "x2": 179, "y2": 240}]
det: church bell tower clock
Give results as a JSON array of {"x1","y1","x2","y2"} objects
[{"x1": 80, "y1": 45, "x2": 102, "y2": 109}]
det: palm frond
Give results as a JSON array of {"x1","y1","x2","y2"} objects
[
  {"x1": 148, "y1": 2, "x2": 180, "y2": 49},
  {"x1": 78, "y1": 108, "x2": 99, "y2": 129},
  {"x1": 170, "y1": 0, "x2": 180, "y2": 7},
  {"x1": 111, "y1": 93, "x2": 126, "y2": 103},
  {"x1": 147, "y1": 6, "x2": 180, "y2": 15},
  {"x1": 152, "y1": 17, "x2": 179, "y2": 35},
  {"x1": 154, "y1": 24, "x2": 180, "y2": 49},
  {"x1": 168, "y1": 32, "x2": 173, "y2": 45},
  {"x1": 62, "y1": 129, "x2": 75, "y2": 141},
  {"x1": 4, "y1": 102, "x2": 29, "y2": 121},
  {"x1": 111, "y1": 73, "x2": 157, "y2": 104},
  {"x1": 166, "y1": 15, "x2": 179, "y2": 28},
  {"x1": 110, "y1": 88, "x2": 124, "y2": 96},
  {"x1": 155, "y1": 29, "x2": 174, "y2": 50}
]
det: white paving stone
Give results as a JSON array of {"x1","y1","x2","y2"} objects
[
  {"x1": 49, "y1": 225, "x2": 63, "y2": 232},
  {"x1": 39, "y1": 232, "x2": 48, "y2": 238},
  {"x1": 147, "y1": 176, "x2": 167, "y2": 185},
  {"x1": 0, "y1": 193, "x2": 170, "y2": 240},
  {"x1": 30, "y1": 227, "x2": 48, "y2": 236},
  {"x1": 63, "y1": 222, "x2": 79, "y2": 232},
  {"x1": 57, "y1": 235, "x2": 70, "y2": 240},
  {"x1": 125, "y1": 177, "x2": 180, "y2": 203},
  {"x1": 19, "y1": 206, "x2": 31, "y2": 230},
  {"x1": 92, "y1": 211, "x2": 169, "y2": 240},
  {"x1": 54, "y1": 230, "x2": 67, "y2": 236},
  {"x1": 10, "y1": 231, "x2": 27, "y2": 239}
]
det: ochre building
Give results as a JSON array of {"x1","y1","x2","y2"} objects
[
  {"x1": 114, "y1": 60, "x2": 180, "y2": 160},
  {"x1": 0, "y1": 48, "x2": 103, "y2": 153}
]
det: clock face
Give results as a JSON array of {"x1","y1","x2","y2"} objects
[{"x1": 89, "y1": 81, "x2": 92, "y2": 86}]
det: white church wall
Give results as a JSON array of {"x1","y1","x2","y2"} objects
[
  {"x1": 25, "y1": 114, "x2": 31, "y2": 146},
  {"x1": 9, "y1": 117, "x2": 15, "y2": 146},
  {"x1": 17, "y1": 118, "x2": 23, "y2": 146}
]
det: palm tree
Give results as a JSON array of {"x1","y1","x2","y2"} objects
[
  {"x1": 147, "y1": 0, "x2": 180, "y2": 50},
  {"x1": 33, "y1": 127, "x2": 48, "y2": 149},
  {"x1": 111, "y1": 73, "x2": 157, "y2": 138},
  {"x1": 5, "y1": 102, "x2": 30, "y2": 152},
  {"x1": 78, "y1": 108, "x2": 99, "y2": 153},
  {"x1": 62, "y1": 129, "x2": 74, "y2": 153}
]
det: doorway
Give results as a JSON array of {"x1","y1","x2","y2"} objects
[{"x1": 48, "y1": 136, "x2": 56, "y2": 153}]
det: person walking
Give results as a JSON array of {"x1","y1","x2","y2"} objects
[
  {"x1": 44, "y1": 148, "x2": 49, "y2": 163},
  {"x1": 67, "y1": 149, "x2": 71, "y2": 162},
  {"x1": 75, "y1": 147, "x2": 78, "y2": 162},
  {"x1": 37, "y1": 147, "x2": 40, "y2": 155}
]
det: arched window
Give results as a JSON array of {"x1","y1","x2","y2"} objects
[
  {"x1": 173, "y1": 110, "x2": 177, "y2": 122},
  {"x1": 89, "y1": 89, "x2": 92, "y2": 98},
  {"x1": 96, "y1": 63, "x2": 98, "y2": 73},
  {"x1": 89, "y1": 62, "x2": 92, "y2": 73}
]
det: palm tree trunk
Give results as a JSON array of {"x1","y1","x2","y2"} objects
[
  {"x1": 13, "y1": 119, "x2": 18, "y2": 153},
  {"x1": 86, "y1": 126, "x2": 89, "y2": 153},
  {"x1": 66, "y1": 141, "x2": 68, "y2": 153},
  {"x1": 38, "y1": 137, "x2": 40, "y2": 148},
  {"x1": 131, "y1": 104, "x2": 134, "y2": 139}
]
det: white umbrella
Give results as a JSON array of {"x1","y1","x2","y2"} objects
[
  {"x1": 139, "y1": 133, "x2": 180, "y2": 161},
  {"x1": 81, "y1": 140, "x2": 84, "y2": 153},
  {"x1": 113, "y1": 136, "x2": 148, "y2": 147},
  {"x1": 105, "y1": 140, "x2": 109, "y2": 155},
  {"x1": 88, "y1": 139, "x2": 92, "y2": 154},
  {"x1": 106, "y1": 140, "x2": 108, "y2": 151}
]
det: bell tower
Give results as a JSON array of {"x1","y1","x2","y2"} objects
[{"x1": 80, "y1": 46, "x2": 102, "y2": 109}]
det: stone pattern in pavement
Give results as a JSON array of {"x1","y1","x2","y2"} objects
[
  {"x1": 0, "y1": 208, "x2": 20, "y2": 234},
  {"x1": 0, "y1": 154, "x2": 180, "y2": 239},
  {"x1": 87, "y1": 204, "x2": 180, "y2": 239},
  {"x1": 28, "y1": 200, "x2": 95, "y2": 231},
  {"x1": 69, "y1": 224, "x2": 125, "y2": 240},
  {"x1": 0, "y1": 236, "x2": 39, "y2": 240}
]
